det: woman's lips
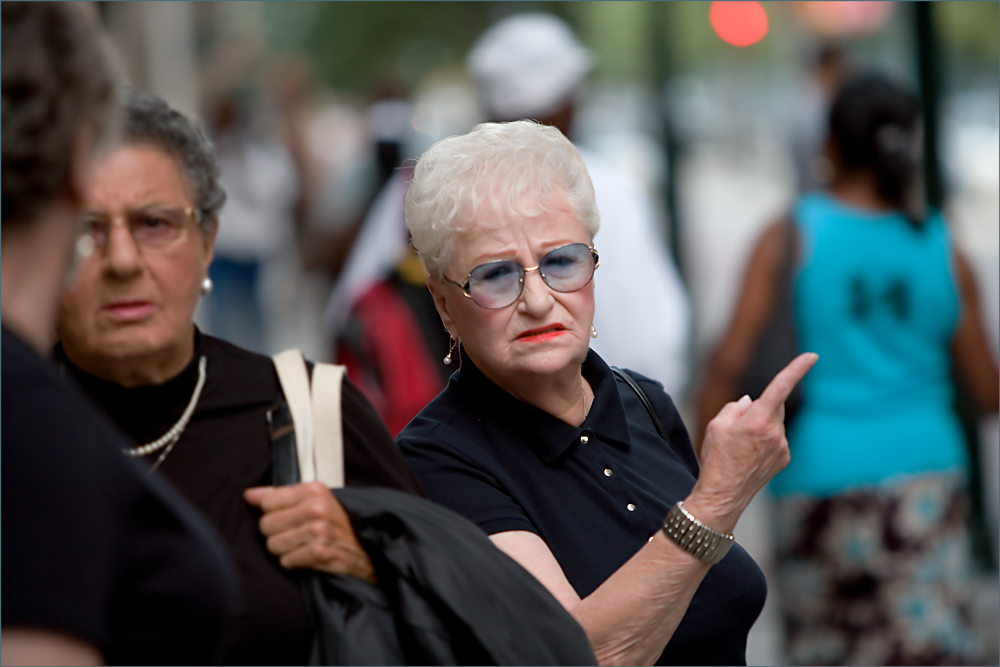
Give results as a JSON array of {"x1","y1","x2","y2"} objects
[
  {"x1": 516, "y1": 325, "x2": 567, "y2": 342},
  {"x1": 102, "y1": 301, "x2": 155, "y2": 321}
]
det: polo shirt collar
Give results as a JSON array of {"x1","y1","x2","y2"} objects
[{"x1": 455, "y1": 347, "x2": 633, "y2": 464}]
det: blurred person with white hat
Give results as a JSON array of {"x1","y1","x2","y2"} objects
[{"x1": 466, "y1": 12, "x2": 692, "y2": 398}]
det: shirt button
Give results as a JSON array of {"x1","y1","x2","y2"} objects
[
  {"x1": 604, "y1": 468, "x2": 613, "y2": 477},
  {"x1": 580, "y1": 436, "x2": 589, "y2": 444},
  {"x1": 627, "y1": 503, "x2": 636, "y2": 512}
]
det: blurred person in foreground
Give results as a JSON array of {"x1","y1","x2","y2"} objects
[
  {"x1": 467, "y1": 13, "x2": 692, "y2": 397},
  {"x1": 398, "y1": 120, "x2": 818, "y2": 665},
  {"x1": 55, "y1": 87, "x2": 423, "y2": 665},
  {"x1": 55, "y1": 88, "x2": 596, "y2": 666},
  {"x1": 1, "y1": 4, "x2": 237, "y2": 665},
  {"x1": 698, "y1": 74, "x2": 998, "y2": 665}
]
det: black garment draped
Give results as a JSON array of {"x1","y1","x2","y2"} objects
[{"x1": 57, "y1": 330, "x2": 424, "y2": 666}]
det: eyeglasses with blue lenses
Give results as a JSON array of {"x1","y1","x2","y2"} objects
[{"x1": 445, "y1": 242, "x2": 600, "y2": 310}]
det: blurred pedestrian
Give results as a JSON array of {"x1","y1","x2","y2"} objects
[
  {"x1": 202, "y1": 85, "x2": 300, "y2": 354},
  {"x1": 789, "y1": 44, "x2": 848, "y2": 193},
  {"x1": 467, "y1": 13, "x2": 692, "y2": 397},
  {"x1": 698, "y1": 73, "x2": 998, "y2": 665},
  {"x1": 1, "y1": 4, "x2": 236, "y2": 664}
]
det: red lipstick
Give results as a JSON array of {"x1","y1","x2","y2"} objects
[{"x1": 516, "y1": 324, "x2": 567, "y2": 342}]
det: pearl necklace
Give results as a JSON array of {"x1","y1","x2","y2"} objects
[{"x1": 124, "y1": 356, "x2": 208, "y2": 469}]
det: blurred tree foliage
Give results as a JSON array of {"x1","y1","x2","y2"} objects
[
  {"x1": 260, "y1": 2, "x2": 578, "y2": 96},
  {"x1": 937, "y1": 1, "x2": 999, "y2": 61},
  {"x1": 243, "y1": 1, "x2": 996, "y2": 99}
]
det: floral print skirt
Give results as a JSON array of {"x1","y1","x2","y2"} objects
[{"x1": 774, "y1": 472, "x2": 981, "y2": 665}]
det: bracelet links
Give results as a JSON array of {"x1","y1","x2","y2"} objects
[{"x1": 661, "y1": 501, "x2": 734, "y2": 565}]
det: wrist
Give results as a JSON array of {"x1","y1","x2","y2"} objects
[
  {"x1": 661, "y1": 501, "x2": 734, "y2": 565},
  {"x1": 680, "y1": 487, "x2": 740, "y2": 535}
]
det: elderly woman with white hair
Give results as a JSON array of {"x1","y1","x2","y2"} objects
[{"x1": 398, "y1": 121, "x2": 817, "y2": 666}]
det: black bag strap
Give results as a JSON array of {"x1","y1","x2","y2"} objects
[{"x1": 611, "y1": 367, "x2": 673, "y2": 453}]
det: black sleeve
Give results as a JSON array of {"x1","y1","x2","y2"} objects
[
  {"x1": 342, "y1": 376, "x2": 426, "y2": 496},
  {"x1": 398, "y1": 428, "x2": 537, "y2": 536},
  {"x1": 2, "y1": 381, "x2": 126, "y2": 648}
]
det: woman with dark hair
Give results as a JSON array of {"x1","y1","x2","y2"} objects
[
  {"x1": 55, "y1": 86, "x2": 424, "y2": 665},
  {"x1": 698, "y1": 73, "x2": 998, "y2": 664},
  {"x1": 1, "y1": 4, "x2": 236, "y2": 665}
]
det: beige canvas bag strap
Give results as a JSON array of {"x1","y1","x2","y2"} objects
[
  {"x1": 310, "y1": 362, "x2": 346, "y2": 489},
  {"x1": 271, "y1": 349, "x2": 346, "y2": 489}
]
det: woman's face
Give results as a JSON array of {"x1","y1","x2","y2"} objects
[
  {"x1": 430, "y1": 196, "x2": 596, "y2": 388},
  {"x1": 58, "y1": 144, "x2": 215, "y2": 371}
]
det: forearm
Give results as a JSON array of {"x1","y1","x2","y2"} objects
[{"x1": 569, "y1": 488, "x2": 740, "y2": 666}]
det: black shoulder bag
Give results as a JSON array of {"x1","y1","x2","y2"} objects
[{"x1": 737, "y1": 216, "x2": 802, "y2": 424}]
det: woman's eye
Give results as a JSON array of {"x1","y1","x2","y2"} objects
[
  {"x1": 480, "y1": 265, "x2": 515, "y2": 282},
  {"x1": 141, "y1": 217, "x2": 169, "y2": 229},
  {"x1": 543, "y1": 254, "x2": 576, "y2": 269}
]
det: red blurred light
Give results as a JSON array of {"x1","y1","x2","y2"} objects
[{"x1": 710, "y1": 1, "x2": 769, "y2": 47}]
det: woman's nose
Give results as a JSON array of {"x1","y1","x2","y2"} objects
[
  {"x1": 517, "y1": 269, "x2": 554, "y2": 316},
  {"x1": 102, "y1": 222, "x2": 144, "y2": 278}
]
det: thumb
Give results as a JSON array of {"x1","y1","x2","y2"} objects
[
  {"x1": 717, "y1": 394, "x2": 754, "y2": 422},
  {"x1": 243, "y1": 486, "x2": 273, "y2": 507}
]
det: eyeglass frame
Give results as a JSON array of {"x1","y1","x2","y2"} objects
[
  {"x1": 443, "y1": 243, "x2": 600, "y2": 310},
  {"x1": 80, "y1": 206, "x2": 202, "y2": 251}
]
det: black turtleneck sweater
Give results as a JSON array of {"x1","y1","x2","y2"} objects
[{"x1": 57, "y1": 330, "x2": 424, "y2": 666}]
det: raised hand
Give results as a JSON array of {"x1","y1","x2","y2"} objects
[
  {"x1": 244, "y1": 482, "x2": 376, "y2": 584},
  {"x1": 685, "y1": 352, "x2": 818, "y2": 534}
]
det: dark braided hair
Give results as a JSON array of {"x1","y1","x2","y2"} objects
[{"x1": 829, "y1": 74, "x2": 922, "y2": 224}]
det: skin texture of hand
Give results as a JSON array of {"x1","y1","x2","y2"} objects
[
  {"x1": 244, "y1": 482, "x2": 377, "y2": 584},
  {"x1": 685, "y1": 352, "x2": 818, "y2": 534}
]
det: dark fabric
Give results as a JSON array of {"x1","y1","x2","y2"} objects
[
  {"x1": 318, "y1": 487, "x2": 598, "y2": 666},
  {"x1": 56, "y1": 330, "x2": 424, "y2": 666},
  {"x1": 3, "y1": 327, "x2": 236, "y2": 665},
  {"x1": 738, "y1": 216, "x2": 802, "y2": 423},
  {"x1": 398, "y1": 349, "x2": 767, "y2": 666}
]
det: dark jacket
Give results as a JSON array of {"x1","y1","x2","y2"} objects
[{"x1": 306, "y1": 486, "x2": 597, "y2": 666}]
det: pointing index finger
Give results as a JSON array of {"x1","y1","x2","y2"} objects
[{"x1": 750, "y1": 352, "x2": 818, "y2": 416}]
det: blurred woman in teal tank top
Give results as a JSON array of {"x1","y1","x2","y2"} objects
[{"x1": 699, "y1": 74, "x2": 998, "y2": 664}]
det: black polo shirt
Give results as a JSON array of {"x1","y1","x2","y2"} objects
[{"x1": 398, "y1": 349, "x2": 766, "y2": 666}]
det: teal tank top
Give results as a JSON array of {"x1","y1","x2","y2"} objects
[{"x1": 769, "y1": 193, "x2": 967, "y2": 498}]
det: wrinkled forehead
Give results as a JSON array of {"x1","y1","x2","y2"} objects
[{"x1": 449, "y1": 192, "x2": 589, "y2": 269}]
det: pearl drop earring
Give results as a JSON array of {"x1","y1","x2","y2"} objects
[{"x1": 443, "y1": 335, "x2": 458, "y2": 365}]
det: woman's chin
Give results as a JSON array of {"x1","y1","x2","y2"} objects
[{"x1": 507, "y1": 340, "x2": 587, "y2": 376}]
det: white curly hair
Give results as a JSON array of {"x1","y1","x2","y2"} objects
[{"x1": 404, "y1": 120, "x2": 599, "y2": 280}]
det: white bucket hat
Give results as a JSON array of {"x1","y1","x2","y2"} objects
[{"x1": 466, "y1": 13, "x2": 594, "y2": 121}]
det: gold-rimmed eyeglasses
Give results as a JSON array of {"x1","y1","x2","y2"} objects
[
  {"x1": 80, "y1": 206, "x2": 200, "y2": 250},
  {"x1": 444, "y1": 243, "x2": 600, "y2": 310}
]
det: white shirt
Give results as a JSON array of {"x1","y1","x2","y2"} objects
[{"x1": 582, "y1": 149, "x2": 691, "y2": 397}]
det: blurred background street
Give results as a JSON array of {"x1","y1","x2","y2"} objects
[{"x1": 92, "y1": 3, "x2": 998, "y2": 663}]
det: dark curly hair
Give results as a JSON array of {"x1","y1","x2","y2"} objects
[
  {"x1": 120, "y1": 87, "x2": 227, "y2": 231},
  {"x1": 2, "y1": 2, "x2": 118, "y2": 228}
]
